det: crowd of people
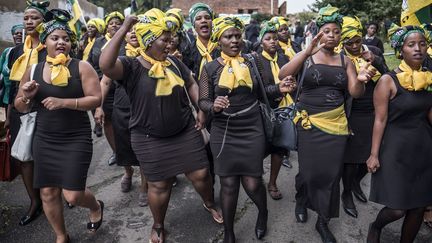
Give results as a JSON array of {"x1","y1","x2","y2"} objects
[{"x1": 0, "y1": 1, "x2": 431, "y2": 243}]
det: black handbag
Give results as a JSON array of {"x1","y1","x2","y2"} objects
[{"x1": 246, "y1": 54, "x2": 275, "y2": 143}]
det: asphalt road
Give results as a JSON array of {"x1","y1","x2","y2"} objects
[{"x1": 1, "y1": 130, "x2": 431, "y2": 243}]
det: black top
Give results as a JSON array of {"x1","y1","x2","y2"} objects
[
  {"x1": 199, "y1": 53, "x2": 283, "y2": 115},
  {"x1": 7, "y1": 43, "x2": 48, "y2": 104},
  {"x1": 422, "y1": 55, "x2": 432, "y2": 71},
  {"x1": 182, "y1": 39, "x2": 221, "y2": 80},
  {"x1": 88, "y1": 36, "x2": 126, "y2": 79},
  {"x1": 77, "y1": 33, "x2": 101, "y2": 60},
  {"x1": 257, "y1": 51, "x2": 290, "y2": 108},
  {"x1": 294, "y1": 25, "x2": 304, "y2": 38},
  {"x1": 362, "y1": 36, "x2": 384, "y2": 54},
  {"x1": 298, "y1": 54, "x2": 348, "y2": 115},
  {"x1": 118, "y1": 56, "x2": 193, "y2": 137}
]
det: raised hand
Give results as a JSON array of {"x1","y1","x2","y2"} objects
[
  {"x1": 304, "y1": 31, "x2": 325, "y2": 57},
  {"x1": 124, "y1": 15, "x2": 139, "y2": 30},
  {"x1": 358, "y1": 62, "x2": 376, "y2": 83}
]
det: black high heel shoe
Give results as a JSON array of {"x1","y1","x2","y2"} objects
[
  {"x1": 19, "y1": 203, "x2": 43, "y2": 226},
  {"x1": 87, "y1": 200, "x2": 104, "y2": 233},
  {"x1": 341, "y1": 191, "x2": 358, "y2": 218},
  {"x1": 352, "y1": 183, "x2": 368, "y2": 203},
  {"x1": 255, "y1": 210, "x2": 268, "y2": 240},
  {"x1": 315, "y1": 217, "x2": 336, "y2": 243}
]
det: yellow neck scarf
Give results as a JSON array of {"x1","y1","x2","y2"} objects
[
  {"x1": 279, "y1": 40, "x2": 296, "y2": 60},
  {"x1": 139, "y1": 50, "x2": 185, "y2": 96},
  {"x1": 262, "y1": 51, "x2": 293, "y2": 107},
  {"x1": 397, "y1": 60, "x2": 432, "y2": 91},
  {"x1": 125, "y1": 43, "x2": 140, "y2": 57},
  {"x1": 10, "y1": 36, "x2": 44, "y2": 81},
  {"x1": 218, "y1": 52, "x2": 253, "y2": 92},
  {"x1": 294, "y1": 104, "x2": 349, "y2": 135},
  {"x1": 102, "y1": 33, "x2": 112, "y2": 50},
  {"x1": 46, "y1": 54, "x2": 71, "y2": 87},
  {"x1": 345, "y1": 46, "x2": 381, "y2": 82},
  {"x1": 196, "y1": 38, "x2": 217, "y2": 78},
  {"x1": 82, "y1": 37, "x2": 95, "y2": 61}
]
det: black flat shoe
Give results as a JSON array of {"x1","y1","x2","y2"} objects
[
  {"x1": 87, "y1": 200, "x2": 104, "y2": 233},
  {"x1": 255, "y1": 210, "x2": 268, "y2": 240},
  {"x1": 315, "y1": 217, "x2": 336, "y2": 243},
  {"x1": 352, "y1": 184, "x2": 368, "y2": 203},
  {"x1": 107, "y1": 154, "x2": 116, "y2": 166},
  {"x1": 295, "y1": 203, "x2": 308, "y2": 223},
  {"x1": 341, "y1": 192, "x2": 358, "y2": 218},
  {"x1": 19, "y1": 204, "x2": 43, "y2": 226}
]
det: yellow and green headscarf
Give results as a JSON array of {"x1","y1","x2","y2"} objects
[
  {"x1": 135, "y1": 8, "x2": 179, "y2": 50},
  {"x1": 388, "y1": 24, "x2": 429, "y2": 58},
  {"x1": 341, "y1": 16, "x2": 362, "y2": 42},
  {"x1": 104, "y1": 11, "x2": 124, "y2": 25},
  {"x1": 258, "y1": 21, "x2": 278, "y2": 42},
  {"x1": 269, "y1": 16, "x2": 289, "y2": 30},
  {"x1": 189, "y1": 3, "x2": 215, "y2": 26},
  {"x1": 87, "y1": 18, "x2": 106, "y2": 34},
  {"x1": 38, "y1": 9, "x2": 77, "y2": 48},
  {"x1": 25, "y1": 0, "x2": 50, "y2": 20},
  {"x1": 316, "y1": 4, "x2": 343, "y2": 29},
  {"x1": 210, "y1": 16, "x2": 245, "y2": 43},
  {"x1": 166, "y1": 8, "x2": 184, "y2": 26}
]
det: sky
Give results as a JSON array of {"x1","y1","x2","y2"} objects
[{"x1": 284, "y1": 0, "x2": 317, "y2": 14}]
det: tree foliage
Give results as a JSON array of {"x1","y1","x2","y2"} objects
[
  {"x1": 310, "y1": 0, "x2": 403, "y2": 24},
  {"x1": 88, "y1": 0, "x2": 172, "y2": 15}
]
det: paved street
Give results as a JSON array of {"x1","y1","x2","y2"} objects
[{"x1": 1, "y1": 128, "x2": 431, "y2": 243}]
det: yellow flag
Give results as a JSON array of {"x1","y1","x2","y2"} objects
[{"x1": 401, "y1": 0, "x2": 432, "y2": 26}]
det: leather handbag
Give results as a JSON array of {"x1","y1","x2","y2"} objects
[
  {"x1": 0, "y1": 130, "x2": 19, "y2": 181},
  {"x1": 11, "y1": 64, "x2": 37, "y2": 162}
]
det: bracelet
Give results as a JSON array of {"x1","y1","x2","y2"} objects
[{"x1": 75, "y1": 98, "x2": 78, "y2": 110}]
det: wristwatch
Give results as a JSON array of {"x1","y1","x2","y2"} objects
[{"x1": 21, "y1": 96, "x2": 31, "y2": 104}]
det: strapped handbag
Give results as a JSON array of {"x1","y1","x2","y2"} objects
[
  {"x1": 245, "y1": 54, "x2": 276, "y2": 143},
  {"x1": 167, "y1": 57, "x2": 210, "y2": 145},
  {"x1": 11, "y1": 64, "x2": 37, "y2": 162},
  {"x1": 0, "y1": 130, "x2": 19, "y2": 181}
]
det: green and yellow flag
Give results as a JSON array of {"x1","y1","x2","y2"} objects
[
  {"x1": 401, "y1": 0, "x2": 432, "y2": 26},
  {"x1": 66, "y1": 0, "x2": 86, "y2": 39}
]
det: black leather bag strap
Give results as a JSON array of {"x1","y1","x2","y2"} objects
[
  {"x1": 293, "y1": 59, "x2": 309, "y2": 103},
  {"x1": 245, "y1": 54, "x2": 272, "y2": 110}
]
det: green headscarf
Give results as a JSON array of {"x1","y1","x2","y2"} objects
[
  {"x1": 211, "y1": 16, "x2": 244, "y2": 43},
  {"x1": 316, "y1": 4, "x2": 343, "y2": 29},
  {"x1": 25, "y1": 0, "x2": 50, "y2": 20},
  {"x1": 11, "y1": 24, "x2": 24, "y2": 35},
  {"x1": 258, "y1": 22, "x2": 278, "y2": 42},
  {"x1": 388, "y1": 24, "x2": 428, "y2": 58},
  {"x1": 189, "y1": 3, "x2": 215, "y2": 26},
  {"x1": 38, "y1": 9, "x2": 77, "y2": 48}
]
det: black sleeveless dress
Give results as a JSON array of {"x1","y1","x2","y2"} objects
[
  {"x1": 369, "y1": 71, "x2": 432, "y2": 209},
  {"x1": 295, "y1": 54, "x2": 349, "y2": 219},
  {"x1": 32, "y1": 59, "x2": 93, "y2": 190}
]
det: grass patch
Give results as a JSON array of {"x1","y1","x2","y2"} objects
[{"x1": 383, "y1": 42, "x2": 399, "y2": 71}]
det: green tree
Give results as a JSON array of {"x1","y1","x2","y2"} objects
[{"x1": 88, "y1": 0, "x2": 172, "y2": 15}]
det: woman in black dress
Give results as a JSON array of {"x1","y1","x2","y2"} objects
[
  {"x1": 199, "y1": 16, "x2": 295, "y2": 242},
  {"x1": 78, "y1": 18, "x2": 105, "y2": 61},
  {"x1": 257, "y1": 22, "x2": 291, "y2": 200},
  {"x1": 339, "y1": 16, "x2": 388, "y2": 218},
  {"x1": 89, "y1": 11, "x2": 126, "y2": 165},
  {"x1": 14, "y1": 10, "x2": 103, "y2": 243},
  {"x1": 7, "y1": 0, "x2": 50, "y2": 226},
  {"x1": 99, "y1": 11, "x2": 222, "y2": 243},
  {"x1": 279, "y1": 6, "x2": 370, "y2": 243},
  {"x1": 366, "y1": 25, "x2": 432, "y2": 243},
  {"x1": 270, "y1": 16, "x2": 302, "y2": 60}
]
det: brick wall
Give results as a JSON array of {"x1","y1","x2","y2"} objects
[{"x1": 172, "y1": 0, "x2": 279, "y2": 16}]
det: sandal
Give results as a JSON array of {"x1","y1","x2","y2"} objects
[
  {"x1": 268, "y1": 185, "x2": 283, "y2": 200},
  {"x1": 148, "y1": 227, "x2": 164, "y2": 243},
  {"x1": 424, "y1": 208, "x2": 432, "y2": 229},
  {"x1": 138, "y1": 192, "x2": 148, "y2": 207},
  {"x1": 87, "y1": 200, "x2": 104, "y2": 233},
  {"x1": 203, "y1": 203, "x2": 224, "y2": 224}
]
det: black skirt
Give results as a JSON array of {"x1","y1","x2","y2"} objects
[
  {"x1": 131, "y1": 120, "x2": 209, "y2": 182},
  {"x1": 112, "y1": 105, "x2": 139, "y2": 166},
  {"x1": 343, "y1": 112, "x2": 374, "y2": 164},
  {"x1": 296, "y1": 125, "x2": 348, "y2": 219},
  {"x1": 210, "y1": 104, "x2": 266, "y2": 177}
]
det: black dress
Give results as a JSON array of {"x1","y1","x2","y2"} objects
[
  {"x1": 369, "y1": 72, "x2": 432, "y2": 209},
  {"x1": 32, "y1": 59, "x2": 93, "y2": 190},
  {"x1": 295, "y1": 54, "x2": 349, "y2": 219},
  {"x1": 7, "y1": 44, "x2": 47, "y2": 147},
  {"x1": 258, "y1": 51, "x2": 290, "y2": 155},
  {"x1": 199, "y1": 55, "x2": 283, "y2": 177},
  {"x1": 343, "y1": 45, "x2": 389, "y2": 164},
  {"x1": 118, "y1": 56, "x2": 208, "y2": 182},
  {"x1": 87, "y1": 36, "x2": 126, "y2": 119}
]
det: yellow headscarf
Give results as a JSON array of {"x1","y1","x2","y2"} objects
[
  {"x1": 10, "y1": 35, "x2": 45, "y2": 81},
  {"x1": 261, "y1": 51, "x2": 293, "y2": 107},
  {"x1": 397, "y1": 60, "x2": 432, "y2": 91},
  {"x1": 87, "y1": 18, "x2": 106, "y2": 34},
  {"x1": 104, "y1": 11, "x2": 124, "y2": 25},
  {"x1": 211, "y1": 16, "x2": 245, "y2": 43},
  {"x1": 166, "y1": 8, "x2": 184, "y2": 26},
  {"x1": 46, "y1": 53, "x2": 71, "y2": 87},
  {"x1": 139, "y1": 50, "x2": 185, "y2": 96},
  {"x1": 219, "y1": 52, "x2": 253, "y2": 92}
]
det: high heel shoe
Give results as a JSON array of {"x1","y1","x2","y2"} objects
[
  {"x1": 255, "y1": 210, "x2": 268, "y2": 240},
  {"x1": 352, "y1": 182, "x2": 368, "y2": 203},
  {"x1": 315, "y1": 217, "x2": 336, "y2": 243},
  {"x1": 19, "y1": 203, "x2": 43, "y2": 226},
  {"x1": 341, "y1": 191, "x2": 358, "y2": 218},
  {"x1": 87, "y1": 200, "x2": 104, "y2": 233}
]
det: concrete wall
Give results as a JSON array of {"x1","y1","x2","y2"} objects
[{"x1": 0, "y1": 0, "x2": 103, "y2": 46}]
